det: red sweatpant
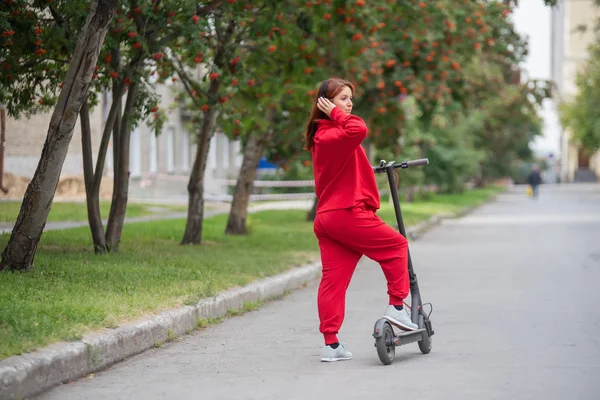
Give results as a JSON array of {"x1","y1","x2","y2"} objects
[{"x1": 314, "y1": 204, "x2": 410, "y2": 345}]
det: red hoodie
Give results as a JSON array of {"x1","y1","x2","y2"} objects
[{"x1": 312, "y1": 106, "x2": 380, "y2": 214}]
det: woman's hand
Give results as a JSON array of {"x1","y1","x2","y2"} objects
[{"x1": 317, "y1": 97, "x2": 336, "y2": 117}]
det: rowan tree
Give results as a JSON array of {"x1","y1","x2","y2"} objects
[
  {"x1": 0, "y1": 0, "x2": 226, "y2": 252},
  {"x1": 0, "y1": 0, "x2": 119, "y2": 271}
]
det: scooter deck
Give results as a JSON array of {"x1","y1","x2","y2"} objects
[{"x1": 390, "y1": 328, "x2": 428, "y2": 347}]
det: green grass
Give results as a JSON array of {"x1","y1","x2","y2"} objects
[
  {"x1": 0, "y1": 211, "x2": 319, "y2": 359},
  {"x1": 0, "y1": 186, "x2": 503, "y2": 360},
  {"x1": 0, "y1": 201, "x2": 189, "y2": 224},
  {"x1": 377, "y1": 185, "x2": 505, "y2": 226}
]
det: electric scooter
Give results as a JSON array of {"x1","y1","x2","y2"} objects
[{"x1": 371, "y1": 158, "x2": 435, "y2": 365}]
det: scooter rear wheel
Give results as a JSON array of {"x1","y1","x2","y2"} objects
[{"x1": 375, "y1": 322, "x2": 395, "y2": 365}]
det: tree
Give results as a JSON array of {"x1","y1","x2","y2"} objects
[
  {"x1": 222, "y1": 2, "x2": 331, "y2": 234},
  {"x1": 258, "y1": 1, "x2": 390, "y2": 219},
  {"x1": 0, "y1": 0, "x2": 119, "y2": 252},
  {"x1": 454, "y1": 2, "x2": 549, "y2": 183},
  {"x1": 1, "y1": 0, "x2": 224, "y2": 252},
  {"x1": 560, "y1": 57, "x2": 600, "y2": 153},
  {"x1": 167, "y1": 1, "x2": 238, "y2": 245},
  {"x1": 168, "y1": 1, "x2": 322, "y2": 240},
  {"x1": 364, "y1": 0, "x2": 548, "y2": 190},
  {"x1": 559, "y1": 3, "x2": 600, "y2": 154},
  {"x1": 94, "y1": 0, "x2": 224, "y2": 251},
  {"x1": 259, "y1": 0, "x2": 529, "y2": 193},
  {"x1": 0, "y1": 0, "x2": 119, "y2": 271}
]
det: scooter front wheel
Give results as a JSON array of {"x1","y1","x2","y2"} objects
[
  {"x1": 418, "y1": 333, "x2": 432, "y2": 354},
  {"x1": 418, "y1": 316, "x2": 432, "y2": 354},
  {"x1": 375, "y1": 321, "x2": 396, "y2": 365}
]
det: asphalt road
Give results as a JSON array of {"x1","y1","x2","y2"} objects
[{"x1": 37, "y1": 184, "x2": 600, "y2": 400}]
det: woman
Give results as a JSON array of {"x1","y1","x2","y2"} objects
[{"x1": 304, "y1": 78, "x2": 418, "y2": 362}]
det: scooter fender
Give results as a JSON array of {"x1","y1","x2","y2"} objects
[{"x1": 372, "y1": 317, "x2": 390, "y2": 338}]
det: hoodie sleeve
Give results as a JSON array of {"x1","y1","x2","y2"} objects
[{"x1": 329, "y1": 106, "x2": 368, "y2": 147}]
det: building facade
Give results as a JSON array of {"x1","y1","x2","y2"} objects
[
  {"x1": 551, "y1": 0, "x2": 600, "y2": 182},
  {"x1": 2, "y1": 81, "x2": 242, "y2": 201}
]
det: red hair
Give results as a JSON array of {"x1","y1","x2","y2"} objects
[{"x1": 303, "y1": 78, "x2": 355, "y2": 151}]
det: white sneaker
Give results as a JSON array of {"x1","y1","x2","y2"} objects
[
  {"x1": 383, "y1": 305, "x2": 418, "y2": 331},
  {"x1": 320, "y1": 342, "x2": 353, "y2": 362}
]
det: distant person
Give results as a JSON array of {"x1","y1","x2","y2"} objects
[
  {"x1": 527, "y1": 165, "x2": 542, "y2": 199},
  {"x1": 303, "y1": 78, "x2": 417, "y2": 363}
]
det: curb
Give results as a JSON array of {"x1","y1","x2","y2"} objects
[{"x1": 0, "y1": 198, "x2": 493, "y2": 400}]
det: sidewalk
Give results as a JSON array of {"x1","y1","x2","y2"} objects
[{"x1": 1, "y1": 197, "x2": 482, "y2": 400}]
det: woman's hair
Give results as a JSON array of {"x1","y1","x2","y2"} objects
[{"x1": 303, "y1": 77, "x2": 355, "y2": 151}]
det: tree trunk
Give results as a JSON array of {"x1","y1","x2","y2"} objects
[
  {"x1": 225, "y1": 133, "x2": 270, "y2": 235},
  {"x1": 307, "y1": 197, "x2": 318, "y2": 221},
  {"x1": 473, "y1": 176, "x2": 487, "y2": 188},
  {"x1": 80, "y1": 86, "x2": 124, "y2": 253},
  {"x1": 405, "y1": 186, "x2": 416, "y2": 202},
  {"x1": 105, "y1": 83, "x2": 137, "y2": 251},
  {"x1": 0, "y1": 105, "x2": 8, "y2": 194},
  {"x1": 110, "y1": 81, "x2": 122, "y2": 192},
  {"x1": 80, "y1": 99, "x2": 108, "y2": 253},
  {"x1": 473, "y1": 162, "x2": 487, "y2": 188},
  {"x1": 181, "y1": 107, "x2": 218, "y2": 245},
  {"x1": 179, "y1": 18, "x2": 234, "y2": 245},
  {"x1": 0, "y1": 0, "x2": 118, "y2": 272},
  {"x1": 93, "y1": 90, "x2": 120, "y2": 191}
]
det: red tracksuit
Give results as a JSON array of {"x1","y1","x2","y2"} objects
[{"x1": 312, "y1": 107, "x2": 410, "y2": 345}]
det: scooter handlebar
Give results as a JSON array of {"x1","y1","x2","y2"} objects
[
  {"x1": 373, "y1": 158, "x2": 429, "y2": 173},
  {"x1": 405, "y1": 158, "x2": 429, "y2": 168}
]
